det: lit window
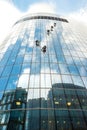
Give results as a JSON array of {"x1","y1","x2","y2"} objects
[
  {"x1": 67, "y1": 102, "x2": 71, "y2": 107},
  {"x1": 55, "y1": 101, "x2": 59, "y2": 105},
  {"x1": 16, "y1": 101, "x2": 21, "y2": 105}
]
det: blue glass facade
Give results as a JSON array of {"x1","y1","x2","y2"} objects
[{"x1": 0, "y1": 13, "x2": 87, "y2": 130}]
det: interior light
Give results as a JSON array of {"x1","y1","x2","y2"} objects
[
  {"x1": 72, "y1": 99, "x2": 74, "y2": 101},
  {"x1": 16, "y1": 101, "x2": 21, "y2": 105},
  {"x1": 67, "y1": 102, "x2": 71, "y2": 107},
  {"x1": 57, "y1": 121, "x2": 59, "y2": 123},
  {"x1": 63, "y1": 121, "x2": 66, "y2": 124},
  {"x1": 54, "y1": 98, "x2": 56, "y2": 100},
  {"x1": 49, "y1": 121, "x2": 52, "y2": 123},
  {"x1": 77, "y1": 121, "x2": 80, "y2": 125},
  {"x1": 55, "y1": 101, "x2": 59, "y2": 105},
  {"x1": 43, "y1": 121, "x2": 45, "y2": 123},
  {"x1": 82, "y1": 99, "x2": 85, "y2": 102}
]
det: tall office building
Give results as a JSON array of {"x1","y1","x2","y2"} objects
[{"x1": 0, "y1": 13, "x2": 87, "y2": 130}]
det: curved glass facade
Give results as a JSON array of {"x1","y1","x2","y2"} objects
[{"x1": 0, "y1": 13, "x2": 87, "y2": 130}]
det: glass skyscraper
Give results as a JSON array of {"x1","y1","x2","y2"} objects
[{"x1": 0, "y1": 13, "x2": 87, "y2": 130}]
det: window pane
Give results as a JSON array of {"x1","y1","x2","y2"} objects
[{"x1": 17, "y1": 74, "x2": 29, "y2": 88}]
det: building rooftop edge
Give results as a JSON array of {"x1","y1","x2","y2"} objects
[{"x1": 14, "y1": 13, "x2": 69, "y2": 26}]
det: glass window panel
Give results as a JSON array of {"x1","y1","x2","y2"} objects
[
  {"x1": 49, "y1": 55, "x2": 57, "y2": 63},
  {"x1": 77, "y1": 66, "x2": 87, "y2": 76},
  {"x1": 55, "y1": 110, "x2": 72, "y2": 130},
  {"x1": 80, "y1": 58, "x2": 87, "y2": 67},
  {"x1": 41, "y1": 62, "x2": 50, "y2": 73},
  {"x1": 41, "y1": 109, "x2": 56, "y2": 130},
  {"x1": 48, "y1": 40, "x2": 55, "y2": 54},
  {"x1": 53, "y1": 88, "x2": 67, "y2": 108},
  {"x1": 68, "y1": 65, "x2": 79, "y2": 75},
  {"x1": 0, "y1": 112, "x2": 10, "y2": 124},
  {"x1": 41, "y1": 89, "x2": 50, "y2": 100},
  {"x1": 15, "y1": 55, "x2": 24, "y2": 64},
  {"x1": 73, "y1": 57, "x2": 82, "y2": 65},
  {"x1": 34, "y1": 27, "x2": 41, "y2": 41},
  {"x1": 70, "y1": 51, "x2": 77, "y2": 57},
  {"x1": 29, "y1": 74, "x2": 40, "y2": 88},
  {"x1": 0, "y1": 92, "x2": 3, "y2": 101},
  {"x1": 25, "y1": 110, "x2": 40, "y2": 130},
  {"x1": 27, "y1": 89, "x2": 34, "y2": 100},
  {"x1": 77, "y1": 51, "x2": 84, "y2": 57},
  {"x1": 56, "y1": 47, "x2": 63, "y2": 55},
  {"x1": 57, "y1": 55, "x2": 66, "y2": 63},
  {"x1": 7, "y1": 56, "x2": 16, "y2": 65},
  {"x1": 17, "y1": 74, "x2": 29, "y2": 88},
  {"x1": 7, "y1": 109, "x2": 25, "y2": 129},
  {"x1": 0, "y1": 54, "x2": 3, "y2": 61},
  {"x1": 72, "y1": 76, "x2": 84, "y2": 87},
  {"x1": 10, "y1": 50, "x2": 18, "y2": 57},
  {"x1": 65, "y1": 89, "x2": 80, "y2": 109},
  {"x1": 33, "y1": 89, "x2": 39, "y2": 99},
  {"x1": 70, "y1": 110, "x2": 87, "y2": 129},
  {"x1": 21, "y1": 63, "x2": 31, "y2": 74},
  {"x1": 77, "y1": 89, "x2": 87, "y2": 109},
  {"x1": 44, "y1": 63, "x2": 50, "y2": 73},
  {"x1": 25, "y1": 46, "x2": 33, "y2": 54},
  {"x1": 0, "y1": 56, "x2": 9, "y2": 66},
  {"x1": 27, "y1": 88, "x2": 40, "y2": 108},
  {"x1": 11, "y1": 64, "x2": 21, "y2": 75},
  {"x1": 0, "y1": 77, "x2": 8, "y2": 91},
  {"x1": 41, "y1": 74, "x2": 51, "y2": 88},
  {"x1": 63, "y1": 49, "x2": 70, "y2": 56},
  {"x1": 65, "y1": 56, "x2": 74, "y2": 65},
  {"x1": 32, "y1": 52, "x2": 41, "y2": 62},
  {"x1": 0, "y1": 66, "x2": 4, "y2": 76},
  {"x1": 62, "y1": 75, "x2": 72, "y2": 84},
  {"x1": 59, "y1": 64, "x2": 70, "y2": 74},
  {"x1": 0, "y1": 125, "x2": 7, "y2": 130},
  {"x1": 34, "y1": 75, "x2": 40, "y2": 88},
  {"x1": 35, "y1": 63, "x2": 41, "y2": 74},
  {"x1": 67, "y1": 44, "x2": 74, "y2": 50},
  {"x1": 2, "y1": 65, "x2": 13, "y2": 77},
  {"x1": 31, "y1": 63, "x2": 36, "y2": 74},
  {"x1": 51, "y1": 74, "x2": 61, "y2": 85},
  {"x1": 31, "y1": 63, "x2": 40, "y2": 74},
  {"x1": 50, "y1": 63, "x2": 60, "y2": 74},
  {"x1": 6, "y1": 75, "x2": 19, "y2": 90},
  {"x1": 23, "y1": 55, "x2": 32, "y2": 63},
  {"x1": 41, "y1": 62, "x2": 45, "y2": 73},
  {"x1": 41, "y1": 54, "x2": 49, "y2": 63},
  {"x1": 18, "y1": 48, "x2": 26, "y2": 55},
  {"x1": 83, "y1": 52, "x2": 87, "y2": 58},
  {"x1": 1, "y1": 90, "x2": 15, "y2": 104},
  {"x1": 29, "y1": 75, "x2": 35, "y2": 88},
  {"x1": 82, "y1": 77, "x2": 87, "y2": 88}
]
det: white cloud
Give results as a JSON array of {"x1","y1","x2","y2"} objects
[
  {"x1": 0, "y1": 1, "x2": 22, "y2": 43},
  {"x1": 0, "y1": 1, "x2": 56, "y2": 43},
  {"x1": 27, "y1": 2, "x2": 56, "y2": 14},
  {"x1": 69, "y1": 7, "x2": 87, "y2": 25},
  {"x1": 2, "y1": 1, "x2": 87, "y2": 45}
]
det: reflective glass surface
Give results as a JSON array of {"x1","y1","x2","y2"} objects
[{"x1": 0, "y1": 14, "x2": 87, "y2": 130}]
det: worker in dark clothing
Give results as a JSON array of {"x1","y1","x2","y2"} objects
[
  {"x1": 42, "y1": 46, "x2": 46, "y2": 53},
  {"x1": 47, "y1": 30, "x2": 50, "y2": 35},
  {"x1": 35, "y1": 40, "x2": 40, "y2": 46}
]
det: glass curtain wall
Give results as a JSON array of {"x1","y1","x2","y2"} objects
[{"x1": 0, "y1": 13, "x2": 87, "y2": 130}]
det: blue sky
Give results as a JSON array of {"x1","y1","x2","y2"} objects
[
  {"x1": 0, "y1": 0, "x2": 87, "y2": 43},
  {"x1": 11, "y1": 0, "x2": 87, "y2": 14}
]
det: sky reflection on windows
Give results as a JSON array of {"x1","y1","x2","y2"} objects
[{"x1": 0, "y1": 15, "x2": 87, "y2": 130}]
